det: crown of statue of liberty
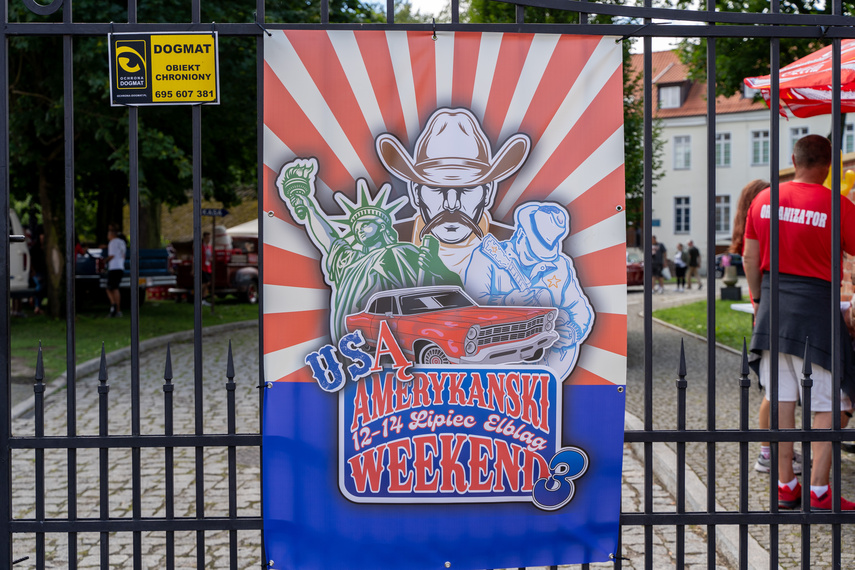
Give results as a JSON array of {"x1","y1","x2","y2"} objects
[{"x1": 333, "y1": 179, "x2": 408, "y2": 238}]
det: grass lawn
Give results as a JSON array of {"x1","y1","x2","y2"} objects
[
  {"x1": 11, "y1": 299, "x2": 259, "y2": 381},
  {"x1": 652, "y1": 299, "x2": 753, "y2": 351}
]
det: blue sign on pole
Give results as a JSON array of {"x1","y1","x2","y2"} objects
[{"x1": 201, "y1": 208, "x2": 228, "y2": 217}]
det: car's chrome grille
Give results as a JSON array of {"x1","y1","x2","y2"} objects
[{"x1": 477, "y1": 316, "x2": 546, "y2": 346}]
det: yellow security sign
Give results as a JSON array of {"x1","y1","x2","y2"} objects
[{"x1": 109, "y1": 32, "x2": 219, "y2": 106}]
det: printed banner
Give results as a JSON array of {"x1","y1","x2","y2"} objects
[{"x1": 262, "y1": 30, "x2": 627, "y2": 570}]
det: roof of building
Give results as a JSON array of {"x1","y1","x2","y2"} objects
[{"x1": 630, "y1": 50, "x2": 768, "y2": 119}]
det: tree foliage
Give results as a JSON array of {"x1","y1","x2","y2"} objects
[
  {"x1": 676, "y1": 0, "x2": 831, "y2": 98},
  {"x1": 8, "y1": 0, "x2": 386, "y2": 317}
]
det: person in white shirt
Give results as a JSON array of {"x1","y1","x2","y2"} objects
[{"x1": 105, "y1": 226, "x2": 126, "y2": 317}]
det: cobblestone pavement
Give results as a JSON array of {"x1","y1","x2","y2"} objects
[
  {"x1": 17, "y1": 280, "x2": 840, "y2": 568},
  {"x1": 628, "y1": 280, "x2": 855, "y2": 569},
  {"x1": 10, "y1": 328, "x2": 263, "y2": 568}
]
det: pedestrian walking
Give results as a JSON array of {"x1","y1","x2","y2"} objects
[
  {"x1": 686, "y1": 240, "x2": 701, "y2": 290},
  {"x1": 674, "y1": 243, "x2": 688, "y2": 292},
  {"x1": 105, "y1": 225, "x2": 126, "y2": 318},
  {"x1": 651, "y1": 235, "x2": 667, "y2": 294}
]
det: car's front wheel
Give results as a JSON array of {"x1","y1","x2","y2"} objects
[{"x1": 418, "y1": 343, "x2": 450, "y2": 365}]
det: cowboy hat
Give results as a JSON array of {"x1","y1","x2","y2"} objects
[{"x1": 376, "y1": 108, "x2": 530, "y2": 188}]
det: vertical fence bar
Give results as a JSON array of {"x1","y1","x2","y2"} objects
[
  {"x1": 163, "y1": 346, "x2": 175, "y2": 570},
  {"x1": 62, "y1": 4, "x2": 78, "y2": 564},
  {"x1": 97, "y1": 346, "x2": 110, "y2": 568},
  {"x1": 127, "y1": 0, "x2": 140, "y2": 563},
  {"x1": 128, "y1": 102, "x2": 143, "y2": 570},
  {"x1": 641, "y1": 25, "x2": 653, "y2": 570},
  {"x1": 704, "y1": 28, "x2": 718, "y2": 569},
  {"x1": 34, "y1": 346, "x2": 44, "y2": 569},
  {"x1": 800, "y1": 342, "x2": 813, "y2": 569},
  {"x1": 226, "y1": 343, "x2": 238, "y2": 569},
  {"x1": 830, "y1": 33, "x2": 842, "y2": 564},
  {"x1": 675, "y1": 343, "x2": 687, "y2": 568},
  {"x1": 192, "y1": 105, "x2": 205, "y2": 569},
  {"x1": 768, "y1": 28, "x2": 781, "y2": 568},
  {"x1": 256, "y1": 2, "x2": 267, "y2": 565},
  {"x1": 190, "y1": 3, "x2": 204, "y2": 568},
  {"x1": 0, "y1": 0, "x2": 11, "y2": 561},
  {"x1": 738, "y1": 341, "x2": 750, "y2": 570}
]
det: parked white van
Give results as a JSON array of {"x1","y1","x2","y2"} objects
[{"x1": 9, "y1": 211, "x2": 30, "y2": 293}]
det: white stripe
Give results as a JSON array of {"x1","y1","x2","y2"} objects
[
  {"x1": 262, "y1": 215, "x2": 320, "y2": 260},
  {"x1": 498, "y1": 34, "x2": 560, "y2": 142},
  {"x1": 566, "y1": 212, "x2": 626, "y2": 258},
  {"x1": 327, "y1": 31, "x2": 388, "y2": 137},
  {"x1": 265, "y1": 33, "x2": 379, "y2": 188},
  {"x1": 263, "y1": 284, "x2": 330, "y2": 314},
  {"x1": 582, "y1": 284, "x2": 627, "y2": 316},
  {"x1": 435, "y1": 33, "x2": 455, "y2": 108},
  {"x1": 262, "y1": 124, "x2": 294, "y2": 173},
  {"x1": 264, "y1": 337, "x2": 331, "y2": 383},
  {"x1": 496, "y1": 37, "x2": 621, "y2": 219},
  {"x1": 470, "y1": 33, "x2": 503, "y2": 119},
  {"x1": 263, "y1": 125, "x2": 336, "y2": 205},
  {"x1": 577, "y1": 344, "x2": 627, "y2": 386},
  {"x1": 386, "y1": 31, "x2": 421, "y2": 145},
  {"x1": 545, "y1": 127, "x2": 624, "y2": 205}
]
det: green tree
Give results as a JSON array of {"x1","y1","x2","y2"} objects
[
  {"x1": 8, "y1": 0, "x2": 385, "y2": 318},
  {"x1": 676, "y1": 0, "x2": 830, "y2": 98}
]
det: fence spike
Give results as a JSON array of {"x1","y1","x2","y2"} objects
[
  {"x1": 677, "y1": 338, "x2": 686, "y2": 388},
  {"x1": 741, "y1": 338, "x2": 750, "y2": 376},
  {"x1": 98, "y1": 342, "x2": 108, "y2": 383},
  {"x1": 164, "y1": 343, "x2": 173, "y2": 383},
  {"x1": 801, "y1": 336, "x2": 813, "y2": 378},
  {"x1": 227, "y1": 340, "x2": 235, "y2": 380},
  {"x1": 739, "y1": 338, "x2": 752, "y2": 388},
  {"x1": 35, "y1": 341, "x2": 44, "y2": 383}
]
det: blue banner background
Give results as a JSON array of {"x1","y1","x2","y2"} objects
[{"x1": 262, "y1": 382, "x2": 624, "y2": 569}]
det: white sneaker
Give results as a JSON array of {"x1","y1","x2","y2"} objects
[{"x1": 202, "y1": 299, "x2": 212, "y2": 307}]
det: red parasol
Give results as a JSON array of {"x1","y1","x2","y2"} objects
[{"x1": 744, "y1": 40, "x2": 855, "y2": 118}]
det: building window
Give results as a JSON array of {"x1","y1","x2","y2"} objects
[
  {"x1": 674, "y1": 135, "x2": 691, "y2": 170},
  {"x1": 715, "y1": 133, "x2": 731, "y2": 167},
  {"x1": 715, "y1": 195, "x2": 731, "y2": 233},
  {"x1": 675, "y1": 196, "x2": 690, "y2": 234},
  {"x1": 752, "y1": 130, "x2": 770, "y2": 166},
  {"x1": 789, "y1": 126, "x2": 808, "y2": 163},
  {"x1": 846, "y1": 124, "x2": 854, "y2": 154},
  {"x1": 660, "y1": 85, "x2": 681, "y2": 109}
]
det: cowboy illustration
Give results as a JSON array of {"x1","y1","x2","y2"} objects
[
  {"x1": 276, "y1": 157, "x2": 456, "y2": 340},
  {"x1": 376, "y1": 108, "x2": 531, "y2": 278},
  {"x1": 463, "y1": 201, "x2": 594, "y2": 379}
]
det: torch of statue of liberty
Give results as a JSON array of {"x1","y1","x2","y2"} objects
[{"x1": 277, "y1": 157, "x2": 456, "y2": 341}]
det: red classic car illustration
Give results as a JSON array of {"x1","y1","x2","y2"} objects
[{"x1": 345, "y1": 286, "x2": 559, "y2": 365}]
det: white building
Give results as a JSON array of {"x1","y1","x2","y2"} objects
[{"x1": 632, "y1": 50, "x2": 852, "y2": 264}]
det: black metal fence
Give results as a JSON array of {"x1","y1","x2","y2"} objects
[{"x1": 3, "y1": 0, "x2": 855, "y2": 567}]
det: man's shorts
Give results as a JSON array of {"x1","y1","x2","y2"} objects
[
  {"x1": 202, "y1": 271, "x2": 211, "y2": 284},
  {"x1": 652, "y1": 265, "x2": 663, "y2": 277},
  {"x1": 107, "y1": 269, "x2": 123, "y2": 291},
  {"x1": 760, "y1": 350, "x2": 852, "y2": 412}
]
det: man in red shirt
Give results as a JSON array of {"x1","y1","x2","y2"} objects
[{"x1": 744, "y1": 134, "x2": 855, "y2": 510}]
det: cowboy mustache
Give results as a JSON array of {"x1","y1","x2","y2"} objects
[{"x1": 419, "y1": 209, "x2": 484, "y2": 241}]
